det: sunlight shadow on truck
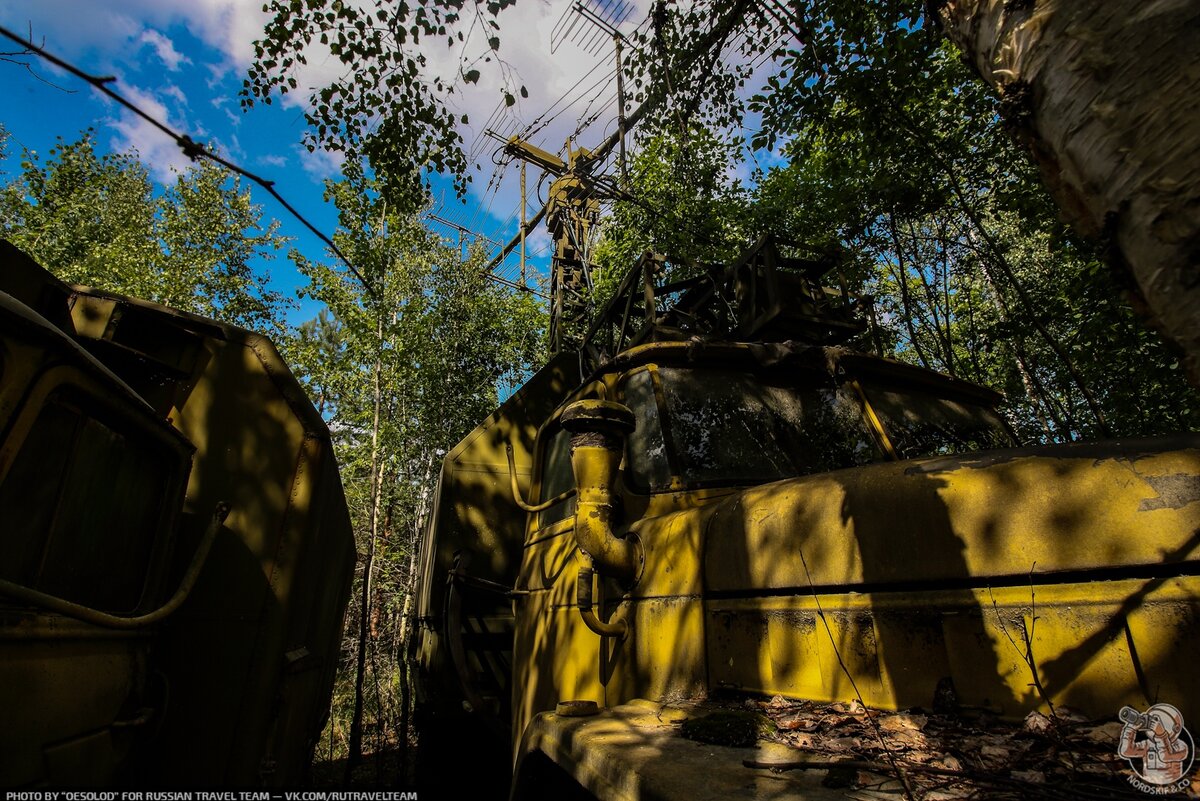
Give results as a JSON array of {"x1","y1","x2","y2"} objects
[
  {"x1": 706, "y1": 439, "x2": 1200, "y2": 719},
  {"x1": 411, "y1": 354, "x2": 579, "y2": 796},
  {"x1": 66, "y1": 283, "x2": 355, "y2": 785},
  {"x1": 0, "y1": 241, "x2": 354, "y2": 787},
  {"x1": 515, "y1": 700, "x2": 851, "y2": 801},
  {"x1": 1036, "y1": 527, "x2": 1200, "y2": 703}
]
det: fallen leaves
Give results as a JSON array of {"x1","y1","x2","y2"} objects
[{"x1": 726, "y1": 696, "x2": 1150, "y2": 800}]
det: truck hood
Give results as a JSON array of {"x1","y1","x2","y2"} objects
[{"x1": 696, "y1": 434, "x2": 1200, "y2": 595}]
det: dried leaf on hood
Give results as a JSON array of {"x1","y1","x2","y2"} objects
[
  {"x1": 978, "y1": 744, "x2": 1012, "y2": 766},
  {"x1": 776, "y1": 713, "x2": 820, "y2": 732},
  {"x1": 878, "y1": 713, "x2": 929, "y2": 733},
  {"x1": 1076, "y1": 721, "x2": 1122, "y2": 744},
  {"x1": 826, "y1": 735, "x2": 864, "y2": 752},
  {"x1": 923, "y1": 789, "x2": 975, "y2": 801},
  {"x1": 787, "y1": 732, "x2": 818, "y2": 750},
  {"x1": 1022, "y1": 711, "x2": 1053, "y2": 733},
  {"x1": 929, "y1": 754, "x2": 963, "y2": 772},
  {"x1": 836, "y1": 698, "x2": 882, "y2": 717},
  {"x1": 1050, "y1": 706, "x2": 1089, "y2": 724}
]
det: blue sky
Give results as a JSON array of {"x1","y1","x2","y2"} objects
[
  {"x1": 0, "y1": 1, "x2": 783, "y2": 327},
  {"x1": 2, "y1": 12, "x2": 349, "y2": 323}
]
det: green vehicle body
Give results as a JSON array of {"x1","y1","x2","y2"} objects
[{"x1": 0, "y1": 242, "x2": 355, "y2": 787}]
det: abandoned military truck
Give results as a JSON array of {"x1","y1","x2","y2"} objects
[
  {"x1": 0, "y1": 241, "x2": 355, "y2": 786},
  {"x1": 414, "y1": 238, "x2": 1200, "y2": 799}
]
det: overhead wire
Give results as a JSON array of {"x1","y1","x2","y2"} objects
[
  {"x1": 466, "y1": 2, "x2": 764, "y2": 294},
  {"x1": 467, "y1": 99, "x2": 514, "y2": 161},
  {"x1": 520, "y1": 60, "x2": 619, "y2": 142},
  {"x1": 0, "y1": 24, "x2": 551, "y2": 302},
  {"x1": 578, "y1": 21, "x2": 609, "y2": 56},
  {"x1": 570, "y1": 82, "x2": 618, "y2": 139},
  {"x1": 551, "y1": 4, "x2": 587, "y2": 54},
  {"x1": 0, "y1": 24, "x2": 384, "y2": 299},
  {"x1": 765, "y1": 0, "x2": 803, "y2": 40},
  {"x1": 483, "y1": 1, "x2": 758, "y2": 272},
  {"x1": 572, "y1": 92, "x2": 620, "y2": 141},
  {"x1": 460, "y1": 5, "x2": 647, "y2": 273},
  {"x1": 519, "y1": 13, "x2": 652, "y2": 144}
]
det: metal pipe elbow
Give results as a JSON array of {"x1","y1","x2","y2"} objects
[
  {"x1": 561, "y1": 399, "x2": 642, "y2": 587},
  {"x1": 576, "y1": 564, "x2": 627, "y2": 639},
  {"x1": 573, "y1": 472, "x2": 643, "y2": 585}
]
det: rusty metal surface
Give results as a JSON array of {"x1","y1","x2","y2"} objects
[
  {"x1": 412, "y1": 353, "x2": 579, "y2": 753},
  {"x1": 701, "y1": 437, "x2": 1200, "y2": 592},
  {"x1": 415, "y1": 352, "x2": 578, "y2": 630},
  {"x1": 579, "y1": 237, "x2": 869, "y2": 374},
  {"x1": 0, "y1": 618, "x2": 151, "y2": 786},
  {"x1": 121, "y1": 312, "x2": 355, "y2": 785},
  {"x1": 0, "y1": 249, "x2": 196, "y2": 786}
]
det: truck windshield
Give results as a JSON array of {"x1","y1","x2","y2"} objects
[
  {"x1": 623, "y1": 367, "x2": 881, "y2": 490},
  {"x1": 623, "y1": 366, "x2": 1014, "y2": 491},
  {"x1": 862, "y1": 384, "x2": 1015, "y2": 459}
]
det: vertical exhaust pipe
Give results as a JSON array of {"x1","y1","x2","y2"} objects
[{"x1": 561, "y1": 399, "x2": 642, "y2": 587}]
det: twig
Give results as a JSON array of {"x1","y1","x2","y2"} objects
[
  {"x1": 0, "y1": 24, "x2": 76, "y2": 93},
  {"x1": 987, "y1": 565, "x2": 1060, "y2": 723},
  {"x1": 1019, "y1": 566, "x2": 1059, "y2": 721},
  {"x1": 1, "y1": 51, "x2": 77, "y2": 92},
  {"x1": 1022, "y1": 568, "x2": 1081, "y2": 775},
  {"x1": 796, "y1": 547, "x2": 917, "y2": 801},
  {"x1": 988, "y1": 565, "x2": 1085, "y2": 780}
]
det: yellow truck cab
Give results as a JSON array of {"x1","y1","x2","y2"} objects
[{"x1": 415, "y1": 238, "x2": 1200, "y2": 799}]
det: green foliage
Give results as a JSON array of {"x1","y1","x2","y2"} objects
[
  {"x1": 289, "y1": 178, "x2": 544, "y2": 471},
  {"x1": 241, "y1": 1, "x2": 1193, "y2": 447},
  {"x1": 593, "y1": 126, "x2": 748, "y2": 310},
  {"x1": 287, "y1": 178, "x2": 545, "y2": 576},
  {"x1": 244, "y1": 0, "x2": 519, "y2": 209},
  {"x1": 599, "y1": 127, "x2": 747, "y2": 266},
  {"x1": 598, "y1": 5, "x2": 1195, "y2": 442},
  {"x1": 285, "y1": 176, "x2": 545, "y2": 762},
  {"x1": 732, "y1": 21, "x2": 1196, "y2": 442},
  {"x1": 622, "y1": 1, "x2": 768, "y2": 138},
  {"x1": 0, "y1": 129, "x2": 291, "y2": 333}
]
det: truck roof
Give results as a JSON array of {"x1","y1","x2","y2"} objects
[{"x1": 591, "y1": 339, "x2": 1005, "y2": 408}]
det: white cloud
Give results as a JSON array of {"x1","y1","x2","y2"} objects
[
  {"x1": 417, "y1": 1, "x2": 652, "y2": 228},
  {"x1": 0, "y1": 0, "x2": 701, "y2": 230},
  {"x1": 525, "y1": 226, "x2": 553, "y2": 257},
  {"x1": 160, "y1": 83, "x2": 188, "y2": 108},
  {"x1": 217, "y1": 131, "x2": 245, "y2": 162},
  {"x1": 204, "y1": 61, "x2": 229, "y2": 89},
  {"x1": 106, "y1": 82, "x2": 195, "y2": 182},
  {"x1": 260, "y1": 153, "x2": 287, "y2": 168},
  {"x1": 298, "y1": 145, "x2": 344, "y2": 182},
  {"x1": 139, "y1": 29, "x2": 190, "y2": 71},
  {"x1": 0, "y1": 0, "x2": 269, "y2": 70},
  {"x1": 0, "y1": 2, "x2": 140, "y2": 54}
]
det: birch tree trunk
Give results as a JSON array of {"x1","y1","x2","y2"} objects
[
  {"x1": 346, "y1": 318, "x2": 386, "y2": 778},
  {"x1": 938, "y1": 0, "x2": 1200, "y2": 383}
]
